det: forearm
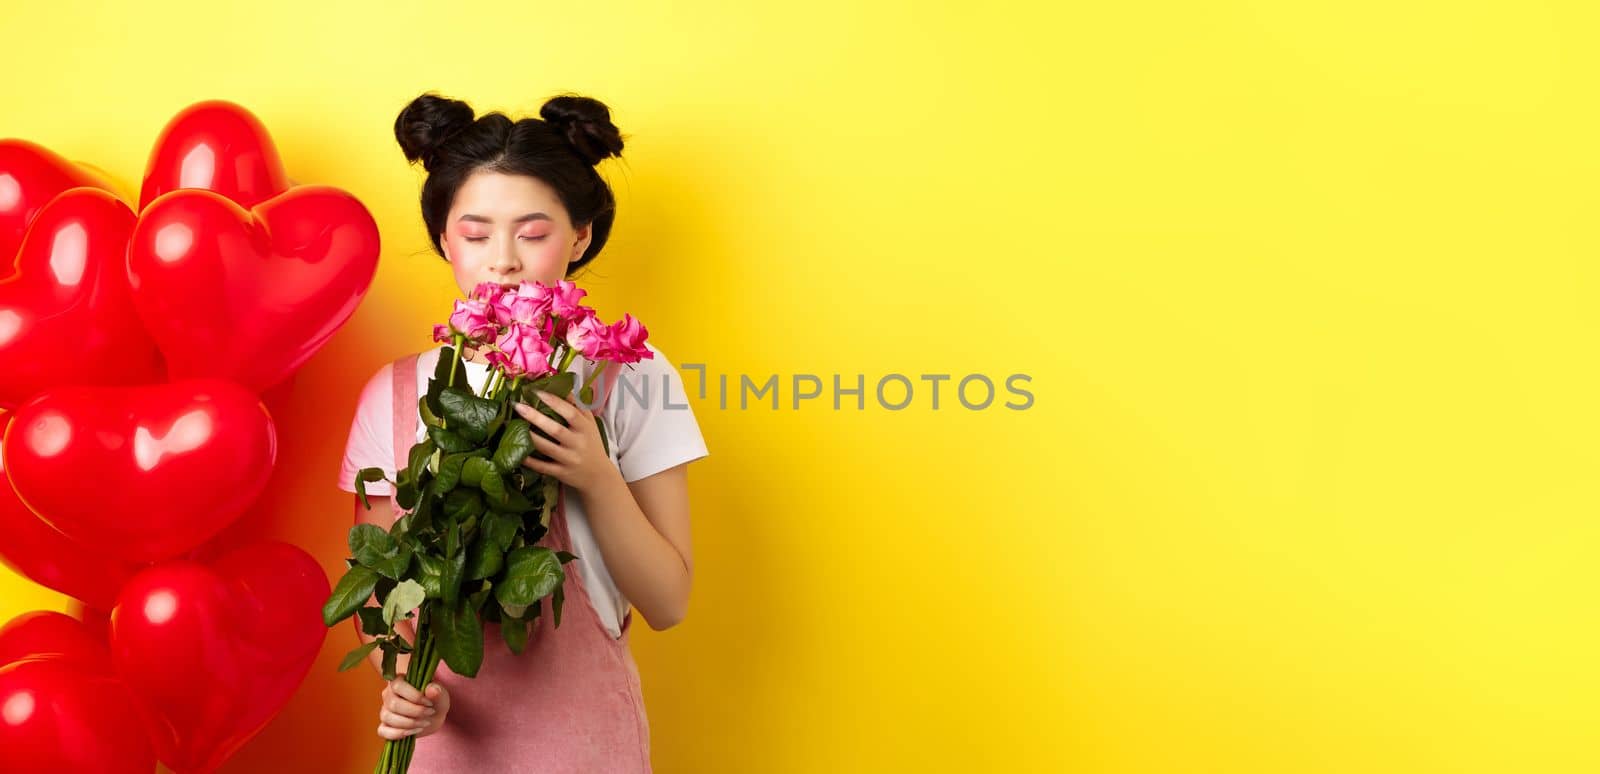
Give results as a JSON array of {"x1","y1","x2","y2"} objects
[{"x1": 577, "y1": 470, "x2": 691, "y2": 629}]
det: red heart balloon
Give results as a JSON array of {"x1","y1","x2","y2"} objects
[
  {"x1": 139, "y1": 100, "x2": 292, "y2": 211},
  {"x1": 0, "y1": 610, "x2": 108, "y2": 667},
  {"x1": 0, "y1": 611, "x2": 155, "y2": 774},
  {"x1": 2, "y1": 379, "x2": 277, "y2": 562},
  {"x1": 0, "y1": 139, "x2": 119, "y2": 260},
  {"x1": 0, "y1": 411, "x2": 143, "y2": 608},
  {"x1": 111, "y1": 541, "x2": 329, "y2": 774},
  {"x1": 0, "y1": 187, "x2": 165, "y2": 408},
  {"x1": 127, "y1": 186, "x2": 380, "y2": 392}
]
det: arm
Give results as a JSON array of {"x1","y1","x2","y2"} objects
[
  {"x1": 577, "y1": 463, "x2": 696, "y2": 631},
  {"x1": 512, "y1": 388, "x2": 701, "y2": 632}
]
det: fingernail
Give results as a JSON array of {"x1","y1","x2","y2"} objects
[{"x1": 425, "y1": 708, "x2": 436, "y2": 716}]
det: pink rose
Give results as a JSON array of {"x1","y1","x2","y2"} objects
[
  {"x1": 432, "y1": 324, "x2": 453, "y2": 344},
  {"x1": 548, "y1": 280, "x2": 589, "y2": 320},
  {"x1": 564, "y1": 310, "x2": 610, "y2": 360},
  {"x1": 471, "y1": 281, "x2": 508, "y2": 306},
  {"x1": 500, "y1": 292, "x2": 550, "y2": 329},
  {"x1": 606, "y1": 313, "x2": 653, "y2": 364},
  {"x1": 492, "y1": 322, "x2": 555, "y2": 378},
  {"x1": 448, "y1": 298, "x2": 499, "y2": 343},
  {"x1": 502, "y1": 279, "x2": 560, "y2": 327}
]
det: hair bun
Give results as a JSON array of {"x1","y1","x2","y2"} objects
[
  {"x1": 540, "y1": 95, "x2": 624, "y2": 166},
  {"x1": 395, "y1": 93, "x2": 476, "y2": 170}
]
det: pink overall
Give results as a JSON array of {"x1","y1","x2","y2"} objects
[{"x1": 390, "y1": 354, "x2": 652, "y2": 773}]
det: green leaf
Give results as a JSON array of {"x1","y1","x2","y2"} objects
[
  {"x1": 388, "y1": 514, "x2": 411, "y2": 542},
  {"x1": 437, "y1": 600, "x2": 483, "y2": 677},
  {"x1": 480, "y1": 471, "x2": 509, "y2": 508},
  {"x1": 395, "y1": 477, "x2": 420, "y2": 511},
  {"x1": 595, "y1": 415, "x2": 610, "y2": 457},
  {"x1": 382, "y1": 580, "x2": 427, "y2": 626},
  {"x1": 418, "y1": 395, "x2": 444, "y2": 429},
  {"x1": 439, "y1": 520, "x2": 466, "y2": 605},
  {"x1": 349, "y1": 524, "x2": 395, "y2": 567},
  {"x1": 465, "y1": 537, "x2": 503, "y2": 581},
  {"x1": 443, "y1": 488, "x2": 484, "y2": 523},
  {"x1": 354, "y1": 468, "x2": 388, "y2": 510},
  {"x1": 407, "y1": 438, "x2": 437, "y2": 485},
  {"x1": 356, "y1": 606, "x2": 388, "y2": 637},
  {"x1": 416, "y1": 554, "x2": 444, "y2": 599},
  {"x1": 534, "y1": 371, "x2": 576, "y2": 401},
  {"x1": 483, "y1": 512, "x2": 521, "y2": 553},
  {"x1": 494, "y1": 546, "x2": 564, "y2": 607},
  {"x1": 537, "y1": 478, "x2": 560, "y2": 530},
  {"x1": 323, "y1": 566, "x2": 379, "y2": 627},
  {"x1": 374, "y1": 574, "x2": 397, "y2": 604},
  {"x1": 439, "y1": 387, "x2": 499, "y2": 443},
  {"x1": 503, "y1": 618, "x2": 530, "y2": 654},
  {"x1": 375, "y1": 545, "x2": 414, "y2": 581},
  {"x1": 381, "y1": 643, "x2": 398, "y2": 681},
  {"x1": 552, "y1": 581, "x2": 565, "y2": 628},
  {"x1": 462, "y1": 456, "x2": 495, "y2": 488},
  {"x1": 427, "y1": 425, "x2": 475, "y2": 453},
  {"x1": 351, "y1": 524, "x2": 411, "y2": 580},
  {"x1": 429, "y1": 452, "x2": 470, "y2": 497},
  {"x1": 427, "y1": 345, "x2": 470, "y2": 417},
  {"x1": 491, "y1": 418, "x2": 535, "y2": 473},
  {"x1": 338, "y1": 641, "x2": 381, "y2": 672},
  {"x1": 555, "y1": 550, "x2": 578, "y2": 565}
]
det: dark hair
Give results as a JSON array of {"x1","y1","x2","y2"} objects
[{"x1": 394, "y1": 92, "x2": 625, "y2": 276}]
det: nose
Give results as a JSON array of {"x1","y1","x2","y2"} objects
[{"x1": 489, "y1": 236, "x2": 521, "y2": 276}]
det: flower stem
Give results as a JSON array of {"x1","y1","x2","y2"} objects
[
  {"x1": 375, "y1": 612, "x2": 443, "y2": 774},
  {"x1": 448, "y1": 336, "x2": 464, "y2": 389},
  {"x1": 580, "y1": 362, "x2": 606, "y2": 394}
]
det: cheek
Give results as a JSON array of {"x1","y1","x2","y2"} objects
[
  {"x1": 444, "y1": 234, "x2": 481, "y2": 263},
  {"x1": 522, "y1": 236, "x2": 572, "y2": 263}
]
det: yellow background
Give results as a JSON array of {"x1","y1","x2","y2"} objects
[{"x1": 2, "y1": 1, "x2": 1597, "y2": 771}]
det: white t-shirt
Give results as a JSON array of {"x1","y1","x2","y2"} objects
[{"x1": 336, "y1": 341, "x2": 709, "y2": 639}]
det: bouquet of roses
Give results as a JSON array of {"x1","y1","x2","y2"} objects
[{"x1": 321, "y1": 279, "x2": 652, "y2": 774}]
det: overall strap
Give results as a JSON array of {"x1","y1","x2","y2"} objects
[
  {"x1": 391, "y1": 354, "x2": 420, "y2": 504},
  {"x1": 595, "y1": 360, "x2": 623, "y2": 414}
]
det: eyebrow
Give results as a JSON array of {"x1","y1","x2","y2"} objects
[{"x1": 457, "y1": 213, "x2": 552, "y2": 224}]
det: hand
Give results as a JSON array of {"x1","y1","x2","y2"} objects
[
  {"x1": 377, "y1": 678, "x2": 449, "y2": 741},
  {"x1": 513, "y1": 389, "x2": 617, "y2": 494}
]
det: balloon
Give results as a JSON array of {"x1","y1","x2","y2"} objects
[
  {"x1": 0, "y1": 412, "x2": 143, "y2": 608},
  {"x1": 0, "y1": 187, "x2": 165, "y2": 409},
  {"x1": 0, "y1": 610, "x2": 107, "y2": 668},
  {"x1": 126, "y1": 186, "x2": 380, "y2": 393},
  {"x1": 139, "y1": 100, "x2": 291, "y2": 211},
  {"x1": 110, "y1": 541, "x2": 329, "y2": 774},
  {"x1": 72, "y1": 161, "x2": 137, "y2": 204},
  {"x1": 0, "y1": 611, "x2": 155, "y2": 774},
  {"x1": 0, "y1": 139, "x2": 120, "y2": 260},
  {"x1": 2, "y1": 379, "x2": 278, "y2": 563}
]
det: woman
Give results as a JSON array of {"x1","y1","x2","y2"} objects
[{"x1": 336, "y1": 92, "x2": 709, "y2": 772}]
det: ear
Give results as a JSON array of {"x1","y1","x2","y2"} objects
[
  {"x1": 439, "y1": 233, "x2": 452, "y2": 262},
  {"x1": 572, "y1": 223, "x2": 593, "y2": 261}
]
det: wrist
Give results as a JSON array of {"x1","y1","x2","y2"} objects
[{"x1": 576, "y1": 465, "x2": 628, "y2": 512}]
